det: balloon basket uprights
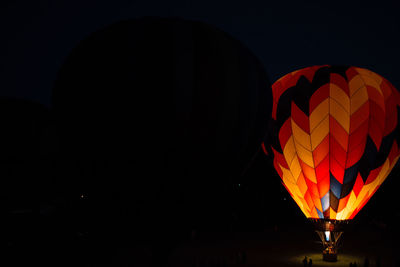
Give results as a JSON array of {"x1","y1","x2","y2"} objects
[{"x1": 309, "y1": 219, "x2": 350, "y2": 262}]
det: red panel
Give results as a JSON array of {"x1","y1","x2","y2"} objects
[
  {"x1": 330, "y1": 134, "x2": 347, "y2": 168},
  {"x1": 305, "y1": 178, "x2": 321, "y2": 199},
  {"x1": 313, "y1": 135, "x2": 329, "y2": 167},
  {"x1": 352, "y1": 174, "x2": 364, "y2": 197},
  {"x1": 323, "y1": 209, "x2": 330, "y2": 219},
  {"x1": 346, "y1": 67, "x2": 359, "y2": 81},
  {"x1": 366, "y1": 85, "x2": 385, "y2": 111},
  {"x1": 330, "y1": 73, "x2": 349, "y2": 95},
  {"x1": 274, "y1": 160, "x2": 283, "y2": 179},
  {"x1": 291, "y1": 102, "x2": 310, "y2": 133},
  {"x1": 345, "y1": 139, "x2": 366, "y2": 168},
  {"x1": 261, "y1": 143, "x2": 268, "y2": 156},
  {"x1": 384, "y1": 96, "x2": 398, "y2": 135},
  {"x1": 369, "y1": 100, "x2": 385, "y2": 133},
  {"x1": 316, "y1": 155, "x2": 329, "y2": 179},
  {"x1": 330, "y1": 116, "x2": 349, "y2": 151},
  {"x1": 348, "y1": 120, "x2": 368, "y2": 151},
  {"x1": 279, "y1": 118, "x2": 292, "y2": 149},
  {"x1": 301, "y1": 66, "x2": 321, "y2": 83},
  {"x1": 272, "y1": 147, "x2": 289, "y2": 169},
  {"x1": 317, "y1": 174, "x2": 330, "y2": 201},
  {"x1": 365, "y1": 166, "x2": 382, "y2": 185},
  {"x1": 309, "y1": 84, "x2": 330, "y2": 113},
  {"x1": 368, "y1": 118, "x2": 383, "y2": 150},
  {"x1": 330, "y1": 155, "x2": 344, "y2": 184},
  {"x1": 388, "y1": 141, "x2": 399, "y2": 163},
  {"x1": 350, "y1": 101, "x2": 369, "y2": 133},
  {"x1": 380, "y1": 80, "x2": 393, "y2": 100}
]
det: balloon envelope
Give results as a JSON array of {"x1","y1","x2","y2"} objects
[{"x1": 265, "y1": 65, "x2": 400, "y2": 220}]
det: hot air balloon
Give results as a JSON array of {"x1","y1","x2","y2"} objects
[
  {"x1": 263, "y1": 65, "x2": 400, "y2": 261},
  {"x1": 53, "y1": 17, "x2": 272, "y2": 264}
]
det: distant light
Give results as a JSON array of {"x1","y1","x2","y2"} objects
[
  {"x1": 80, "y1": 194, "x2": 85, "y2": 199},
  {"x1": 324, "y1": 231, "x2": 330, "y2": 242},
  {"x1": 238, "y1": 184, "x2": 241, "y2": 187},
  {"x1": 283, "y1": 198, "x2": 286, "y2": 201}
]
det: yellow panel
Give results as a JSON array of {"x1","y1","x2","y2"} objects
[
  {"x1": 376, "y1": 160, "x2": 390, "y2": 186},
  {"x1": 294, "y1": 141, "x2": 315, "y2": 167},
  {"x1": 352, "y1": 186, "x2": 369, "y2": 214},
  {"x1": 310, "y1": 99, "x2": 329, "y2": 131},
  {"x1": 336, "y1": 208, "x2": 345, "y2": 220},
  {"x1": 330, "y1": 208, "x2": 337, "y2": 220},
  {"x1": 283, "y1": 137, "x2": 296, "y2": 167},
  {"x1": 330, "y1": 84, "x2": 350, "y2": 113},
  {"x1": 349, "y1": 75, "x2": 365, "y2": 96},
  {"x1": 293, "y1": 194, "x2": 310, "y2": 218},
  {"x1": 350, "y1": 86, "x2": 369, "y2": 114},
  {"x1": 289, "y1": 156, "x2": 302, "y2": 183},
  {"x1": 330, "y1": 98, "x2": 350, "y2": 133},
  {"x1": 291, "y1": 119, "x2": 312, "y2": 150},
  {"x1": 310, "y1": 115, "x2": 329, "y2": 150},
  {"x1": 339, "y1": 191, "x2": 356, "y2": 220},
  {"x1": 355, "y1": 67, "x2": 383, "y2": 86}
]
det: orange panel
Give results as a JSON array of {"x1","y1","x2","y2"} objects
[
  {"x1": 350, "y1": 86, "x2": 369, "y2": 114},
  {"x1": 337, "y1": 193, "x2": 350, "y2": 213},
  {"x1": 304, "y1": 191, "x2": 314, "y2": 211},
  {"x1": 299, "y1": 158, "x2": 317, "y2": 183},
  {"x1": 310, "y1": 113, "x2": 329, "y2": 150},
  {"x1": 330, "y1": 134, "x2": 347, "y2": 168},
  {"x1": 349, "y1": 101, "x2": 369, "y2": 133},
  {"x1": 312, "y1": 135, "x2": 329, "y2": 166},
  {"x1": 330, "y1": 116, "x2": 349, "y2": 151},
  {"x1": 330, "y1": 73, "x2": 349, "y2": 96},
  {"x1": 296, "y1": 173, "x2": 308, "y2": 196},
  {"x1": 330, "y1": 83, "x2": 350, "y2": 112},
  {"x1": 330, "y1": 98, "x2": 350, "y2": 133}
]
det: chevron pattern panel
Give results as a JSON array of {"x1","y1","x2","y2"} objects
[{"x1": 266, "y1": 65, "x2": 400, "y2": 220}]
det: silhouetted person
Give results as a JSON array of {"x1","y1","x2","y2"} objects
[
  {"x1": 364, "y1": 257, "x2": 369, "y2": 267},
  {"x1": 354, "y1": 262, "x2": 358, "y2": 267},
  {"x1": 308, "y1": 258, "x2": 312, "y2": 267},
  {"x1": 350, "y1": 263, "x2": 353, "y2": 267},
  {"x1": 303, "y1": 256, "x2": 308, "y2": 267}
]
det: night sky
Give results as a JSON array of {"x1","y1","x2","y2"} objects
[
  {"x1": 1, "y1": 0, "x2": 400, "y2": 106},
  {"x1": 2, "y1": 1, "x2": 400, "y2": 266}
]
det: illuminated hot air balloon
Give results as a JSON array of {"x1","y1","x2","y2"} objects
[{"x1": 264, "y1": 65, "x2": 400, "y2": 261}]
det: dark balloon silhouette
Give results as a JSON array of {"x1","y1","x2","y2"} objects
[{"x1": 52, "y1": 17, "x2": 272, "y2": 265}]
